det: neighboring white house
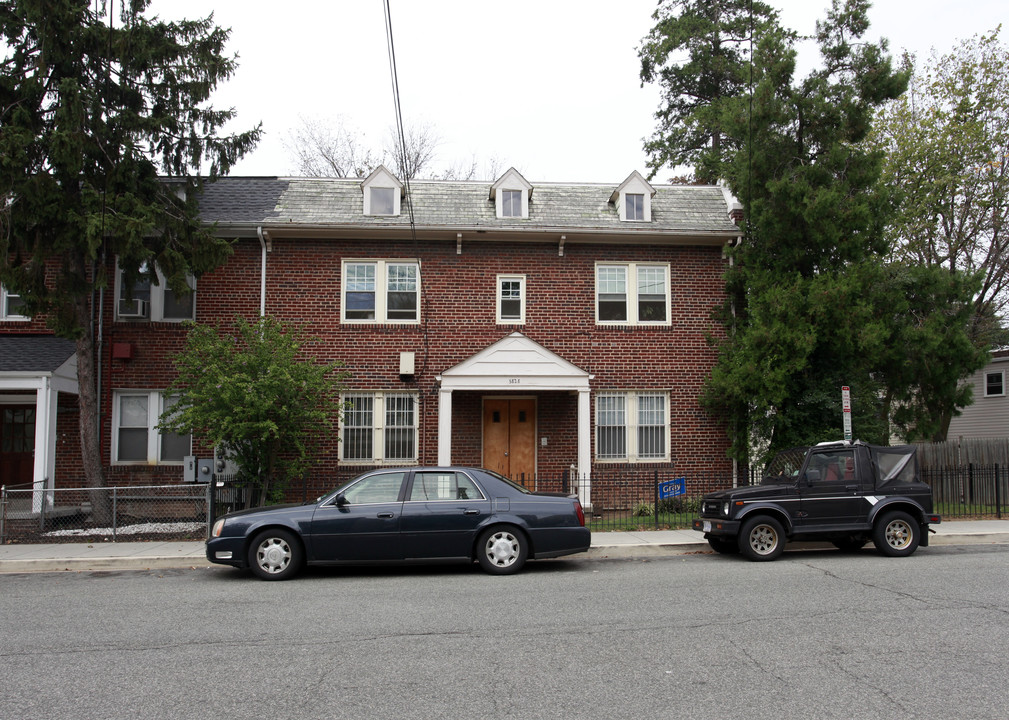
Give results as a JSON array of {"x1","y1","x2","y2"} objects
[{"x1": 947, "y1": 349, "x2": 1009, "y2": 439}]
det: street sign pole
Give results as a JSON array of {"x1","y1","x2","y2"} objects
[{"x1": 841, "y1": 386, "x2": 852, "y2": 441}]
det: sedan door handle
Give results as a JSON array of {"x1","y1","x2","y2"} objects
[
  {"x1": 463, "y1": 509, "x2": 480, "y2": 515},
  {"x1": 376, "y1": 512, "x2": 395, "y2": 519}
]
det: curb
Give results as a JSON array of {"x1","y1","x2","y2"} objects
[{"x1": 0, "y1": 557, "x2": 213, "y2": 574}]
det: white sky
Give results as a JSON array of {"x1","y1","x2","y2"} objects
[{"x1": 149, "y1": 0, "x2": 1007, "y2": 183}]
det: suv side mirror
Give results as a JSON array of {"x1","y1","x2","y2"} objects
[{"x1": 803, "y1": 468, "x2": 821, "y2": 485}]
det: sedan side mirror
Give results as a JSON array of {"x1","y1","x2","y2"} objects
[{"x1": 335, "y1": 493, "x2": 349, "y2": 507}]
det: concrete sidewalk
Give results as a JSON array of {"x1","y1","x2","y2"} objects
[{"x1": 1, "y1": 520, "x2": 1007, "y2": 574}]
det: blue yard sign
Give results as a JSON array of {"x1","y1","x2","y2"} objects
[{"x1": 658, "y1": 477, "x2": 686, "y2": 499}]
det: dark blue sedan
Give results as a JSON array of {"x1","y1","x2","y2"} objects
[{"x1": 207, "y1": 467, "x2": 591, "y2": 580}]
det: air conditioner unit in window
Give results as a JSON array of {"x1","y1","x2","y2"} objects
[{"x1": 118, "y1": 298, "x2": 149, "y2": 318}]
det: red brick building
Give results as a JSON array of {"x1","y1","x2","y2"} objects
[{"x1": 1, "y1": 168, "x2": 741, "y2": 508}]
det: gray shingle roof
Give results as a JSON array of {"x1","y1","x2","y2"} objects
[
  {"x1": 197, "y1": 176, "x2": 740, "y2": 236},
  {"x1": 0, "y1": 335, "x2": 76, "y2": 373}
]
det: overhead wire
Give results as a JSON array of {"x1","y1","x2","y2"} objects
[{"x1": 382, "y1": 0, "x2": 431, "y2": 397}]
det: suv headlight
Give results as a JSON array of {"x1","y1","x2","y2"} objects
[
  {"x1": 211, "y1": 518, "x2": 226, "y2": 537},
  {"x1": 722, "y1": 502, "x2": 730, "y2": 517}
]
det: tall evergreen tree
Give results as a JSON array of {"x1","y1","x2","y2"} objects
[
  {"x1": 702, "y1": 0, "x2": 910, "y2": 460},
  {"x1": 0, "y1": 0, "x2": 260, "y2": 508},
  {"x1": 638, "y1": 0, "x2": 780, "y2": 183}
]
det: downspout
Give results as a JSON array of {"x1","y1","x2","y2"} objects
[{"x1": 257, "y1": 226, "x2": 268, "y2": 317}]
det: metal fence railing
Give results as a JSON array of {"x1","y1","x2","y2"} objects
[
  {"x1": 0, "y1": 483, "x2": 210, "y2": 544},
  {"x1": 3, "y1": 460, "x2": 1004, "y2": 544},
  {"x1": 922, "y1": 465, "x2": 1006, "y2": 520}
]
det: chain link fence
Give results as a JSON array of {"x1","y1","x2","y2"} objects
[{"x1": 1, "y1": 483, "x2": 210, "y2": 544}]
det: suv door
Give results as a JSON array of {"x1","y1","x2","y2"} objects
[{"x1": 796, "y1": 448, "x2": 866, "y2": 528}]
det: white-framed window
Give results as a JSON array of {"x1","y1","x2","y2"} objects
[
  {"x1": 502, "y1": 190, "x2": 523, "y2": 218},
  {"x1": 114, "y1": 262, "x2": 195, "y2": 322},
  {"x1": 1, "y1": 285, "x2": 28, "y2": 320},
  {"x1": 342, "y1": 260, "x2": 420, "y2": 323},
  {"x1": 595, "y1": 392, "x2": 669, "y2": 462},
  {"x1": 497, "y1": 274, "x2": 526, "y2": 324},
  {"x1": 369, "y1": 187, "x2": 396, "y2": 215},
  {"x1": 625, "y1": 193, "x2": 645, "y2": 221},
  {"x1": 595, "y1": 263, "x2": 670, "y2": 325},
  {"x1": 985, "y1": 370, "x2": 1005, "y2": 397},
  {"x1": 340, "y1": 392, "x2": 418, "y2": 464},
  {"x1": 112, "y1": 391, "x2": 191, "y2": 464}
]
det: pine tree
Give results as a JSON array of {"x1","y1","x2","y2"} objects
[
  {"x1": 702, "y1": 0, "x2": 910, "y2": 459},
  {"x1": 638, "y1": 0, "x2": 780, "y2": 183},
  {"x1": 0, "y1": 0, "x2": 261, "y2": 513}
]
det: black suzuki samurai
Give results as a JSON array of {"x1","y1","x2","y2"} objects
[{"x1": 693, "y1": 441, "x2": 941, "y2": 561}]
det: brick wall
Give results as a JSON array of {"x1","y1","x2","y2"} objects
[{"x1": 7, "y1": 231, "x2": 735, "y2": 494}]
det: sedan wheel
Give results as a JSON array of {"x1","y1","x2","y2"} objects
[
  {"x1": 738, "y1": 516, "x2": 786, "y2": 561},
  {"x1": 872, "y1": 511, "x2": 920, "y2": 557},
  {"x1": 248, "y1": 529, "x2": 302, "y2": 581},
  {"x1": 477, "y1": 526, "x2": 528, "y2": 575}
]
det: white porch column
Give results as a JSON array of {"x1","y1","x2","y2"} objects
[
  {"x1": 576, "y1": 387, "x2": 592, "y2": 509},
  {"x1": 32, "y1": 379, "x2": 58, "y2": 512},
  {"x1": 437, "y1": 388, "x2": 453, "y2": 466}
]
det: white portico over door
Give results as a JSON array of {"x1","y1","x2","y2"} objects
[{"x1": 435, "y1": 333, "x2": 593, "y2": 505}]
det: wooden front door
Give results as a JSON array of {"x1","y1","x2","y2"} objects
[
  {"x1": 482, "y1": 398, "x2": 536, "y2": 486},
  {"x1": 0, "y1": 405, "x2": 35, "y2": 485}
]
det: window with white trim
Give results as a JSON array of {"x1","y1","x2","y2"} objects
[
  {"x1": 112, "y1": 391, "x2": 191, "y2": 464},
  {"x1": 369, "y1": 187, "x2": 396, "y2": 215},
  {"x1": 986, "y1": 371, "x2": 1005, "y2": 397},
  {"x1": 114, "y1": 262, "x2": 195, "y2": 322},
  {"x1": 595, "y1": 263, "x2": 670, "y2": 325},
  {"x1": 595, "y1": 392, "x2": 669, "y2": 462},
  {"x1": 342, "y1": 260, "x2": 420, "y2": 323},
  {"x1": 497, "y1": 275, "x2": 526, "y2": 324},
  {"x1": 1, "y1": 285, "x2": 27, "y2": 320},
  {"x1": 625, "y1": 193, "x2": 645, "y2": 221},
  {"x1": 502, "y1": 190, "x2": 523, "y2": 218},
  {"x1": 341, "y1": 392, "x2": 418, "y2": 463}
]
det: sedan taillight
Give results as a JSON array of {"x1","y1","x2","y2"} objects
[{"x1": 574, "y1": 500, "x2": 586, "y2": 527}]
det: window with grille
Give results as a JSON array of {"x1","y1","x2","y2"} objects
[
  {"x1": 341, "y1": 392, "x2": 418, "y2": 463},
  {"x1": 595, "y1": 392, "x2": 668, "y2": 462}
]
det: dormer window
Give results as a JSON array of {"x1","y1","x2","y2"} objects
[
  {"x1": 362, "y1": 165, "x2": 404, "y2": 216},
  {"x1": 612, "y1": 171, "x2": 655, "y2": 222},
  {"x1": 490, "y1": 168, "x2": 532, "y2": 219},
  {"x1": 626, "y1": 193, "x2": 645, "y2": 221},
  {"x1": 370, "y1": 187, "x2": 396, "y2": 215},
  {"x1": 502, "y1": 190, "x2": 523, "y2": 218}
]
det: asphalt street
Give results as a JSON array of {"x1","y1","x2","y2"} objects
[{"x1": 2, "y1": 543, "x2": 1007, "y2": 720}]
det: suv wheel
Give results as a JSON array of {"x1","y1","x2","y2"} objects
[
  {"x1": 738, "y1": 516, "x2": 786, "y2": 561},
  {"x1": 872, "y1": 511, "x2": 920, "y2": 557}
]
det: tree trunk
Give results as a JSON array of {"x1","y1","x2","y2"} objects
[{"x1": 70, "y1": 267, "x2": 111, "y2": 525}]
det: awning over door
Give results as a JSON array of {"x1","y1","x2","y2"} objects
[
  {"x1": 435, "y1": 332, "x2": 593, "y2": 500},
  {"x1": 0, "y1": 335, "x2": 78, "y2": 494}
]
